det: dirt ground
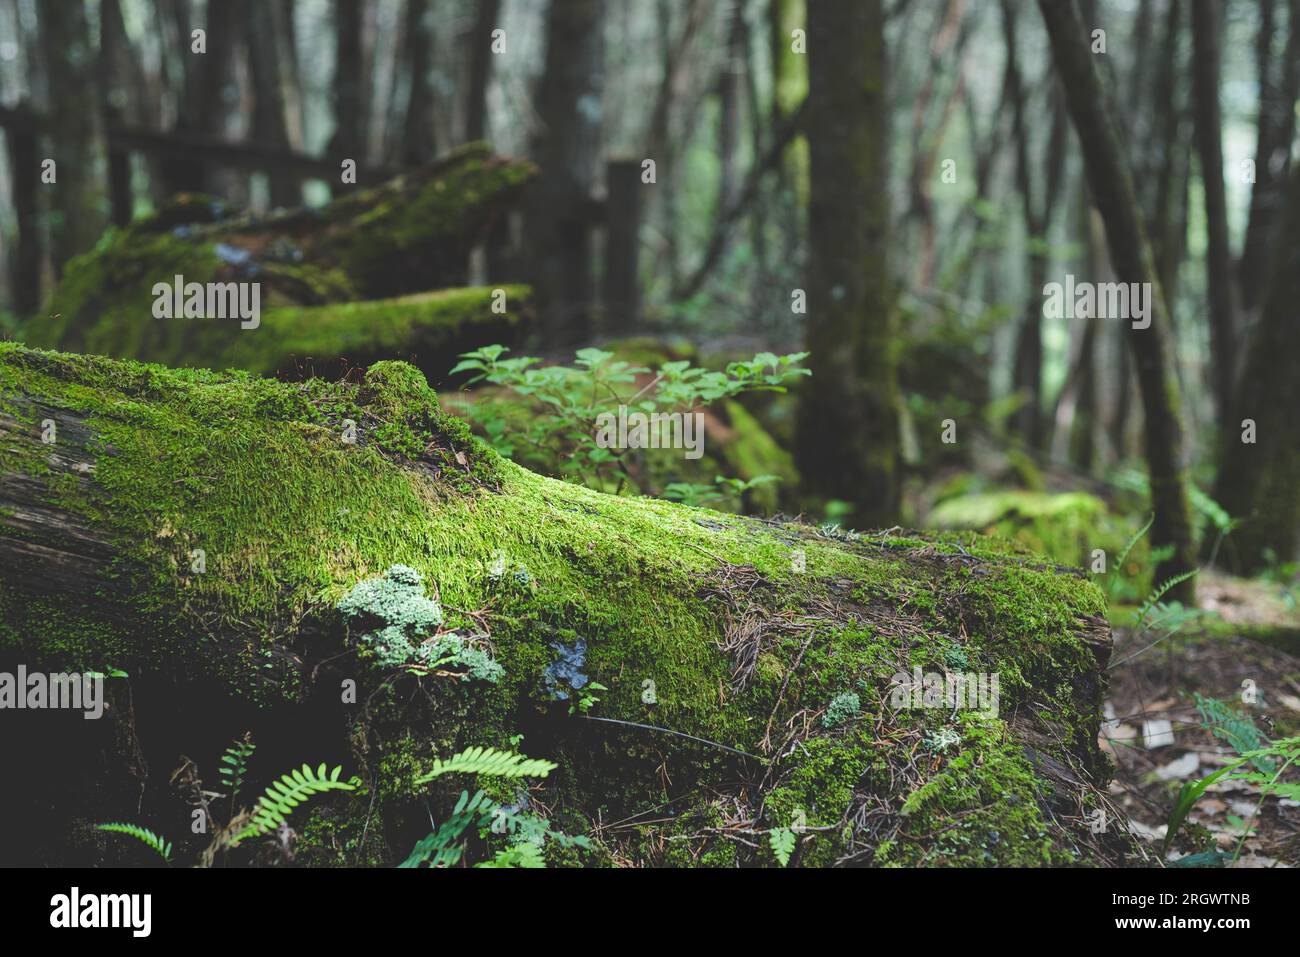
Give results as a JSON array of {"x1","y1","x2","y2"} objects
[{"x1": 1104, "y1": 571, "x2": 1300, "y2": 867}]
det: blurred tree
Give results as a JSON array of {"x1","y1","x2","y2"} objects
[
  {"x1": 1213, "y1": 163, "x2": 1300, "y2": 573},
  {"x1": 1038, "y1": 0, "x2": 1196, "y2": 602},
  {"x1": 35, "y1": 0, "x2": 105, "y2": 273},
  {"x1": 1191, "y1": 0, "x2": 1236, "y2": 427},
  {"x1": 797, "y1": 0, "x2": 901, "y2": 528},
  {"x1": 526, "y1": 0, "x2": 604, "y2": 344}
]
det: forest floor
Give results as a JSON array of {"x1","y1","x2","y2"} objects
[{"x1": 1106, "y1": 571, "x2": 1300, "y2": 867}]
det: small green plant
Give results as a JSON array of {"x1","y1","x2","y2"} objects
[
  {"x1": 96, "y1": 823, "x2": 173, "y2": 864},
  {"x1": 570, "y1": 681, "x2": 608, "y2": 716},
  {"x1": 219, "y1": 733, "x2": 256, "y2": 814},
  {"x1": 232, "y1": 764, "x2": 359, "y2": 846},
  {"x1": 1163, "y1": 699, "x2": 1300, "y2": 864},
  {"x1": 100, "y1": 734, "x2": 360, "y2": 865},
  {"x1": 402, "y1": 745, "x2": 588, "y2": 868},
  {"x1": 448, "y1": 345, "x2": 808, "y2": 505},
  {"x1": 769, "y1": 827, "x2": 796, "y2": 867}
]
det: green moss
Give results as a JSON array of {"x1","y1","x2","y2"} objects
[{"x1": 1, "y1": 344, "x2": 1121, "y2": 866}]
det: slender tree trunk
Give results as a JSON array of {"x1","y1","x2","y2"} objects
[
  {"x1": 796, "y1": 0, "x2": 900, "y2": 528},
  {"x1": 400, "y1": 0, "x2": 437, "y2": 166},
  {"x1": 35, "y1": 0, "x2": 105, "y2": 274},
  {"x1": 1212, "y1": 163, "x2": 1300, "y2": 572},
  {"x1": 465, "y1": 0, "x2": 501, "y2": 143},
  {"x1": 98, "y1": 0, "x2": 138, "y2": 227},
  {"x1": 248, "y1": 0, "x2": 299, "y2": 208},
  {"x1": 1038, "y1": 0, "x2": 1197, "y2": 602},
  {"x1": 1238, "y1": 0, "x2": 1300, "y2": 314},
  {"x1": 1190, "y1": 0, "x2": 1237, "y2": 426},
  {"x1": 329, "y1": 0, "x2": 370, "y2": 186},
  {"x1": 525, "y1": 0, "x2": 604, "y2": 344}
]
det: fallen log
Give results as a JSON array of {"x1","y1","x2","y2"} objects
[
  {"x1": 0, "y1": 344, "x2": 1134, "y2": 866},
  {"x1": 19, "y1": 144, "x2": 537, "y2": 379}
]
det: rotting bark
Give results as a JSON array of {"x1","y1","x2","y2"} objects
[
  {"x1": 1038, "y1": 0, "x2": 1197, "y2": 603},
  {"x1": 0, "y1": 343, "x2": 1135, "y2": 867}
]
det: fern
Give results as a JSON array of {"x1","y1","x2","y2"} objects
[
  {"x1": 769, "y1": 827, "x2": 796, "y2": 867},
  {"x1": 1106, "y1": 514, "x2": 1153, "y2": 599},
  {"x1": 219, "y1": 733, "x2": 256, "y2": 805},
  {"x1": 414, "y1": 746, "x2": 557, "y2": 785},
  {"x1": 1133, "y1": 569, "x2": 1199, "y2": 630},
  {"x1": 234, "y1": 763, "x2": 358, "y2": 844},
  {"x1": 97, "y1": 822, "x2": 173, "y2": 863}
]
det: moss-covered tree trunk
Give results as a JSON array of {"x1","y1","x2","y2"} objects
[
  {"x1": 1212, "y1": 163, "x2": 1300, "y2": 573},
  {"x1": 0, "y1": 344, "x2": 1131, "y2": 867},
  {"x1": 796, "y1": 0, "x2": 902, "y2": 530},
  {"x1": 1038, "y1": 0, "x2": 1197, "y2": 604}
]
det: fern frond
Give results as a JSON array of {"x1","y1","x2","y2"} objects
[
  {"x1": 1134, "y1": 569, "x2": 1199, "y2": 630},
  {"x1": 414, "y1": 746, "x2": 557, "y2": 785},
  {"x1": 97, "y1": 822, "x2": 172, "y2": 863},
  {"x1": 233, "y1": 763, "x2": 357, "y2": 844},
  {"x1": 219, "y1": 733, "x2": 256, "y2": 801},
  {"x1": 1107, "y1": 513, "x2": 1153, "y2": 597}
]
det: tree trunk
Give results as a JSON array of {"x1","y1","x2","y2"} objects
[
  {"x1": 399, "y1": 0, "x2": 437, "y2": 167},
  {"x1": 0, "y1": 342, "x2": 1127, "y2": 867},
  {"x1": 1238, "y1": 0, "x2": 1300, "y2": 315},
  {"x1": 35, "y1": 0, "x2": 106, "y2": 274},
  {"x1": 1190, "y1": 0, "x2": 1237, "y2": 427},
  {"x1": 328, "y1": 0, "x2": 370, "y2": 185},
  {"x1": 796, "y1": 0, "x2": 901, "y2": 529},
  {"x1": 248, "y1": 0, "x2": 300, "y2": 208},
  {"x1": 465, "y1": 0, "x2": 501, "y2": 143},
  {"x1": 1212, "y1": 163, "x2": 1300, "y2": 573},
  {"x1": 525, "y1": 0, "x2": 605, "y2": 345},
  {"x1": 1038, "y1": 0, "x2": 1197, "y2": 603}
]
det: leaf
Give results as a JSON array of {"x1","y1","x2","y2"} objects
[
  {"x1": 97, "y1": 822, "x2": 172, "y2": 863},
  {"x1": 414, "y1": 746, "x2": 557, "y2": 785},
  {"x1": 769, "y1": 827, "x2": 796, "y2": 867}
]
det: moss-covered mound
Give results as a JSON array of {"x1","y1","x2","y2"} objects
[
  {"x1": 0, "y1": 345, "x2": 1134, "y2": 867},
  {"x1": 21, "y1": 144, "x2": 537, "y2": 373}
]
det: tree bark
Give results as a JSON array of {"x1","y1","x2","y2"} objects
[
  {"x1": 1038, "y1": 0, "x2": 1197, "y2": 602},
  {"x1": 1212, "y1": 163, "x2": 1300, "y2": 572},
  {"x1": 1190, "y1": 0, "x2": 1237, "y2": 427},
  {"x1": 525, "y1": 0, "x2": 605, "y2": 344},
  {"x1": 35, "y1": 0, "x2": 106, "y2": 274},
  {"x1": 465, "y1": 0, "x2": 501, "y2": 143},
  {"x1": 1239, "y1": 0, "x2": 1300, "y2": 315},
  {"x1": 796, "y1": 0, "x2": 901, "y2": 529},
  {"x1": 399, "y1": 0, "x2": 437, "y2": 167}
]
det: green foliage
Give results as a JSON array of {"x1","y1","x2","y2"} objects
[
  {"x1": 414, "y1": 746, "x2": 558, "y2": 785},
  {"x1": 235, "y1": 764, "x2": 360, "y2": 845},
  {"x1": 402, "y1": 745, "x2": 586, "y2": 868},
  {"x1": 448, "y1": 345, "x2": 807, "y2": 504},
  {"x1": 769, "y1": 827, "x2": 796, "y2": 866},
  {"x1": 96, "y1": 822, "x2": 173, "y2": 863},
  {"x1": 336, "y1": 564, "x2": 503, "y2": 681},
  {"x1": 219, "y1": 733, "x2": 256, "y2": 806},
  {"x1": 1163, "y1": 699, "x2": 1300, "y2": 861}
]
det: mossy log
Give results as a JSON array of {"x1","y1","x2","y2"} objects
[
  {"x1": 19, "y1": 144, "x2": 537, "y2": 379},
  {"x1": 0, "y1": 344, "x2": 1133, "y2": 867}
]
